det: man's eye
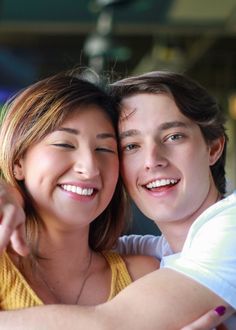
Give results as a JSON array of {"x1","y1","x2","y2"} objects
[
  {"x1": 166, "y1": 134, "x2": 183, "y2": 142},
  {"x1": 123, "y1": 144, "x2": 138, "y2": 151}
]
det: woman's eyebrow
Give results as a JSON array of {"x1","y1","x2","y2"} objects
[
  {"x1": 56, "y1": 128, "x2": 116, "y2": 140},
  {"x1": 96, "y1": 133, "x2": 117, "y2": 140},
  {"x1": 57, "y1": 127, "x2": 79, "y2": 135}
]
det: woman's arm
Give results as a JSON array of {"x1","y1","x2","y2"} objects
[
  {"x1": 0, "y1": 268, "x2": 233, "y2": 330},
  {"x1": 91, "y1": 268, "x2": 231, "y2": 330}
]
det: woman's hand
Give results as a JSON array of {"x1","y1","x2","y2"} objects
[
  {"x1": 181, "y1": 305, "x2": 234, "y2": 330},
  {"x1": 0, "y1": 181, "x2": 28, "y2": 256}
]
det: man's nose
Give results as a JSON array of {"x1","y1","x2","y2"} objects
[{"x1": 144, "y1": 144, "x2": 168, "y2": 171}]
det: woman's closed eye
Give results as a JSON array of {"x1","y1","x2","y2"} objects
[
  {"x1": 96, "y1": 146, "x2": 117, "y2": 154},
  {"x1": 52, "y1": 143, "x2": 75, "y2": 149}
]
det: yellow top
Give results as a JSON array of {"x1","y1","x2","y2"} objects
[
  {"x1": 0, "y1": 251, "x2": 132, "y2": 310},
  {"x1": 102, "y1": 251, "x2": 132, "y2": 300}
]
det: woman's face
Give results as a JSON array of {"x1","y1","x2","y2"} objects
[{"x1": 14, "y1": 105, "x2": 119, "y2": 231}]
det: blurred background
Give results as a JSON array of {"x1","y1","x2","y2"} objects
[{"x1": 1, "y1": 0, "x2": 236, "y2": 235}]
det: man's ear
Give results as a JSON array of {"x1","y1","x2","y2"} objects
[
  {"x1": 209, "y1": 136, "x2": 225, "y2": 166},
  {"x1": 13, "y1": 159, "x2": 25, "y2": 180}
]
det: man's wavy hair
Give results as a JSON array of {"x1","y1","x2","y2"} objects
[{"x1": 111, "y1": 71, "x2": 228, "y2": 195}]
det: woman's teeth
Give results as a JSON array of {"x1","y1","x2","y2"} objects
[{"x1": 61, "y1": 184, "x2": 94, "y2": 196}]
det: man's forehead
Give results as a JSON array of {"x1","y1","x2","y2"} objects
[{"x1": 119, "y1": 105, "x2": 137, "y2": 121}]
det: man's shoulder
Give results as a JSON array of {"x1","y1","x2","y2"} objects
[
  {"x1": 117, "y1": 234, "x2": 172, "y2": 259},
  {"x1": 190, "y1": 191, "x2": 236, "y2": 234}
]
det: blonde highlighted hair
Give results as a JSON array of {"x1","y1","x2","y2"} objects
[{"x1": 0, "y1": 70, "x2": 128, "y2": 254}]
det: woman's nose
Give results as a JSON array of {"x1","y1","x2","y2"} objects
[{"x1": 73, "y1": 151, "x2": 100, "y2": 178}]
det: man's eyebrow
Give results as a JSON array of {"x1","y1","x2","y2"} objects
[
  {"x1": 119, "y1": 129, "x2": 140, "y2": 140},
  {"x1": 56, "y1": 128, "x2": 116, "y2": 139},
  {"x1": 119, "y1": 121, "x2": 190, "y2": 140},
  {"x1": 159, "y1": 121, "x2": 189, "y2": 130}
]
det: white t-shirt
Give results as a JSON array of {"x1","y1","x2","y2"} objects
[
  {"x1": 117, "y1": 191, "x2": 236, "y2": 326},
  {"x1": 163, "y1": 191, "x2": 236, "y2": 309},
  {"x1": 117, "y1": 234, "x2": 172, "y2": 260}
]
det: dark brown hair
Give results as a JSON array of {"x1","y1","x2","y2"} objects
[{"x1": 111, "y1": 71, "x2": 228, "y2": 195}]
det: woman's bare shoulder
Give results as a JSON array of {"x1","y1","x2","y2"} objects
[{"x1": 122, "y1": 254, "x2": 160, "y2": 281}]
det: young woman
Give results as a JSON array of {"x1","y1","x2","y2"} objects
[{"x1": 0, "y1": 71, "x2": 158, "y2": 309}]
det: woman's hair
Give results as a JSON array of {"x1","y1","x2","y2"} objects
[
  {"x1": 111, "y1": 71, "x2": 228, "y2": 195},
  {"x1": 0, "y1": 70, "x2": 128, "y2": 254}
]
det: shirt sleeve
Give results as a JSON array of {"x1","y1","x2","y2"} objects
[
  {"x1": 163, "y1": 198, "x2": 236, "y2": 309},
  {"x1": 115, "y1": 234, "x2": 170, "y2": 260}
]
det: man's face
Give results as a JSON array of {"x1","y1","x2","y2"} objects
[{"x1": 119, "y1": 93, "x2": 220, "y2": 227}]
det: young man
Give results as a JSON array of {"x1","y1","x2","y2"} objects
[{"x1": 0, "y1": 71, "x2": 235, "y2": 329}]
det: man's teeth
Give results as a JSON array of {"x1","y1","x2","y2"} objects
[
  {"x1": 146, "y1": 179, "x2": 177, "y2": 189},
  {"x1": 61, "y1": 185, "x2": 94, "y2": 196}
]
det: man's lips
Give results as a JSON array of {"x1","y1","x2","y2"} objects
[{"x1": 143, "y1": 178, "x2": 179, "y2": 190}]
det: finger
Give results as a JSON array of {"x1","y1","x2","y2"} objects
[
  {"x1": 10, "y1": 225, "x2": 29, "y2": 256},
  {"x1": 0, "y1": 205, "x2": 16, "y2": 253},
  {"x1": 0, "y1": 226, "x2": 13, "y2": 254},
  {"x1": 0, "y1": 204, "x2": 25, "y2": 254},
  {"x1": 181, "y1": 307, "x2": 226, "y2": 330}
]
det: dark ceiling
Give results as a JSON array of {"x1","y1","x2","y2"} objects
[{"x1": 0, "y1": 0, "x2": 236, "y2": 100}]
